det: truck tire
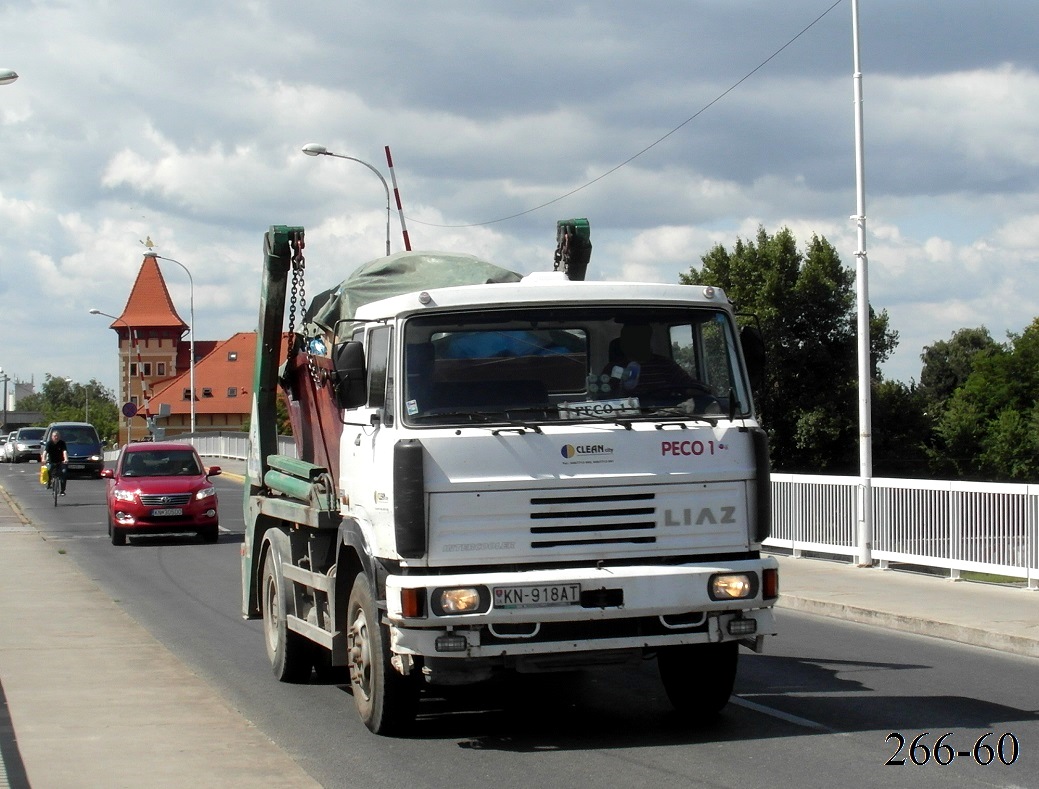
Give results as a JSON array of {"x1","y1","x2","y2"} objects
[
  {"x1": 658, "y1": 641, "x2": 738, "y2": 721},
  {"x1": 347, "y1": 573, "x2": 418, "y2": 735},
  {"x1": 262, "y1": 551, "x2": 313, "y2": 683}
]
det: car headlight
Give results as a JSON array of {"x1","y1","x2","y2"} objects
[
  {"x1": 195, "y1": 486, "x2": 216, "y2": 501},
  {"x1": 113, "y1": 489, "x2": 136, "y2": 503},
  {"x1": 89, "y1": 455, "x2": 101, "y2": 462}
]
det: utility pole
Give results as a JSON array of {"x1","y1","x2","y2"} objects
[
  {"x1": 0, "y1": 368, "x2": 9, "y2": 432},
  {"x1": 851, "y1": 0, "x2": 873, "y2": 566}
]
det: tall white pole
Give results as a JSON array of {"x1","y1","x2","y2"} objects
[
  {"x1": 151, "y1": 254, "x2": 196, "y2": 435},
  {"x1": 852, "y1": 0, "x2": 873, "y2": 566}
]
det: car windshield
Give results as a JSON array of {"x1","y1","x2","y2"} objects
[
  {"x1": 401, "y1": 306, "x2": 752, "y2": 427},
  {"x1": 19, "y1": 429, "x2": 45, "y2": 440},
  {"x1": 60, "y1": 427, "x2": 99, "y2": 443},
  {"x1": 121, "y1": 450, "x2": 202, "y2": 477}
]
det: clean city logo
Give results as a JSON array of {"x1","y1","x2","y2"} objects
[{"x1": 560, "y1": 443, "x2": 614, "y2": 459}]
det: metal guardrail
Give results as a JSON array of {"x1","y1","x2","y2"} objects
[
  {"x1": 112, "y1": 433, "x2": 1037, "y2": 589},
  {"x1": 104, "y1": 432, "x2": 297, "y2": 463},
  {"x1": 768, "y1": 474, "x2": 1039, "y2": 589}
]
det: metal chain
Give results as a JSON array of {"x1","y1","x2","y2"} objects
[
  {"x1": 286, "y1": 231, "x2": 307, "y2": 369},
  {"x1": 288, "y1": 232, "x2": 325, "y2": 388},
  {"x1": 292, "y1": 230, "x2": 307, "y2": 323}
]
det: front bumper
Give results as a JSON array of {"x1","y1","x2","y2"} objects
[
  {"x1": 112, "y1": 505, "x2": 219, "y2": 532},
  {"x1": 384, "y1": 557, "x2": 778, "y2": 659},
  {"x1": 66, "y1": 458, "x2": 104, "y2": 477}
]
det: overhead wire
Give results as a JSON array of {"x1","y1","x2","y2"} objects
[{"x1": 407, "y1": 0, "x2": 845, "y2": 229}]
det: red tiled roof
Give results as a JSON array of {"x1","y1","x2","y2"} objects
[
  {"x1": 115, "y1": 255, "x2": 188, "y2": 331},
  {"x1": 150, "y1": 332, "x2": 289, "y2": 416},
  {"x1": 176, "y1": 340, "x2": 219, "y2": 372}
]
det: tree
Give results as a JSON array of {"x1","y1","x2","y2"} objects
[
  {"x1": 871, "y1": 379, "x2": 931, "y2": 477},
  {"x1": 931, "y1": 318, "x2": 1039, "y2": 481},
  {"x1": 681, "y1": 226, "x2": 898, "y2": 472},
  {"x1": 919, "y1": 327, "x2": 1000, "y2": 411},
  {"x1": 17, "y1": 375, "x2": 119, "y2": 444}
]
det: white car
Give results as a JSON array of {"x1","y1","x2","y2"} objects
[{"x1": 1, "y1": 432, "x2": 14, "y2": 462}]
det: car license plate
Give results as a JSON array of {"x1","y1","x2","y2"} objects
[
  {"x1": 69, "y1": 464, "x2": 84, "y2": 470},
  {"x1": 151, "y1": 507, "x2": 183, "y2": 517},
  {"x1": 493, "y1": 583, "x2": 581, "y2": 609}
]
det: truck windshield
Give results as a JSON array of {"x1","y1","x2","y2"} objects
[{"x1": 402, "y1": 307, "x2": 753, "y2": 427}]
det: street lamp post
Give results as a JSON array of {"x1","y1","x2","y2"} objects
[
  {"x1": 90, "y1": 309, "x2": 135, "y2": 443},
  {"x1": 301, "y1": 143, "x2": 392, "y2": 257},
  {"x1": 0, "y1": 367, "x2": 9, "y2": 432},
  {"x1": 851, "y1": 0, "x2": 873, "y2": 567},
  {"x1": 63, "y1": 374, "x2": 85, "y2": 422},
  {"x1": 65, "y1": 377, "x2": 89, "y2": 422},
  {"x1": 147, "y1": 253, "x2": 196, "y2": 435},
  {"x1": 1, "y1": 74, "x2": 18, "y2": 429}
]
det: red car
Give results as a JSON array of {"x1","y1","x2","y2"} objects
[{"x1": 102, "y1": 442, "x2": 221, "y2": 546}]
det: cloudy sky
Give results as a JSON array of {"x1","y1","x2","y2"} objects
[{"x1": 2, "y1": 0, "x2": 1038, "y2": 404}]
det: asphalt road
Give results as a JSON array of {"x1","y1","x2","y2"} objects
[{"x1": 2, "y1": 460, "x2": 1037, "y2": 789}]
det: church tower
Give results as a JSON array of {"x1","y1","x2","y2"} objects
[{"x1": 109, "y1": 254, "x2": 188, "y2": 443}]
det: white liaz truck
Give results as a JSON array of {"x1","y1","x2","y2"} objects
[{"x1": 242, "y1": 220, "x2": 778, "y2": 735}]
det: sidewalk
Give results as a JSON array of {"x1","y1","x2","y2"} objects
[
  {"x1": 1, "y1": 475, "x2": 1036, "y2": 789},
  {"x1": 772, "y1": 554, "x2": 1039, "y2": 658},
  {"x1": 0, "y1": 483, "x2": 320, "y2": 789}
]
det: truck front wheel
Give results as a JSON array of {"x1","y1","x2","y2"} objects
[
  {"x1": 262, "y1": 551, "x2": 313, "y2": 683},
  {"x1": 658, "y1": 641, "x2": 739, "y2": 721},
  {"x1": 347, "y1": 573, "x2": 418, "y2": 735}
]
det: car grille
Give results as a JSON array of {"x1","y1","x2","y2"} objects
[{"x1": 139, "y1": 493, "x2": 193, "y2": 506}]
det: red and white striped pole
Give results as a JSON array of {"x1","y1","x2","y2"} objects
[{"x1": 384, "y1": 146, "x2": 412, "y2": 251}]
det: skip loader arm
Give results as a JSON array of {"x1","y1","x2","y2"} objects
[{"x1": 241, "y1": 225, "x2": 304, "y2": 617}]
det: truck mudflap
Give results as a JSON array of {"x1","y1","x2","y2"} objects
[{"x1": 383, "y1": 556, "x2": 778, "y2": 658}]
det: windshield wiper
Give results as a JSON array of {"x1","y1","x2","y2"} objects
[
  {"x1": 639, "y1": 403, "x2": 720, "y2": 425},
  {"x1": 410, "y1": 410, "x2": 495, "y2": 424}
]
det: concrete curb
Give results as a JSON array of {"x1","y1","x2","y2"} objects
[
  {"x1": 0, "y1": 484, "x2": 31, "y2": 527},
  {"x1": 777, "y1": 589, "x2": 1039, "y2": 659}
]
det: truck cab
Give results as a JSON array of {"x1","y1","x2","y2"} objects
[{"x1": 243, "y1": 225, "x2": 776, "y2": 735}]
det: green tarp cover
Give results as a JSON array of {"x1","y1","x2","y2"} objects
[{"x1": 304, "y1": 250, "x2": 522, "y2": 334}]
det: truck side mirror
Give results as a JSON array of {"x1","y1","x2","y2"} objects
[
  {"x1": 740, "y1": 325, "x2": 766, "y2": 391},
  {"x1": 332, "y1": 340, "x2": 368, "y2": 409}
]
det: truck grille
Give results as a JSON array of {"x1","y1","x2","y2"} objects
[{"x1": 528, "y1": 492, "x2": 656, "y2": 548}]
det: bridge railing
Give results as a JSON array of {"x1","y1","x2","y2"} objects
[{"x1": 768, "y1": 473, "x2": 1038, "y2": 589}]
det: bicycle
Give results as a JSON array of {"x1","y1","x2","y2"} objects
[{"x1": 47, "y1": 461, "x2": 66, "y2": 506}]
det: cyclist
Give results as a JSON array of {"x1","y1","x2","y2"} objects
[{"x1": 43, "y1": 429, "x2": 69, "y2": 496}]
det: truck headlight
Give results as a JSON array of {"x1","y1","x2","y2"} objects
[
  {"x1": 431, "y1": 586, "x2": 489, "y2": 615},
  {"x1": 709, "y1": 573, "x2": 758, "y2": 600}
]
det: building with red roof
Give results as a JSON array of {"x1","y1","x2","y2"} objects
[{"x1": 105, "y1": 253, "x2": 282, "y2": 444}]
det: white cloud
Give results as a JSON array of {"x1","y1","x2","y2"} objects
[{"x1": 0, "y1": 0, "x2": 1037, "y2": 403}]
